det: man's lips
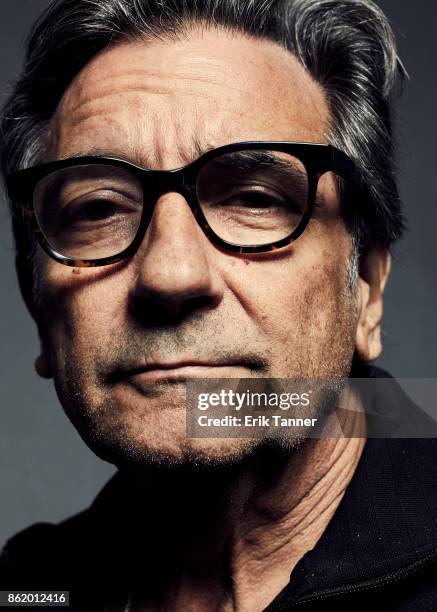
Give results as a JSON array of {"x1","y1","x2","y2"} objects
[{"x1": 110, "y1": 360, "x2": 256, "y2": 385}]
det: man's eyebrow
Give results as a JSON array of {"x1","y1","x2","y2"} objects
[
  {"x1": 58, "y1": 139, "x2": 218, "y2": 168},
  {"x1": 58, "y1": 147, "x2": 156, "y2": 166},
  {"x1": 210, "y1": 149, "x2": 310, "y2": 187},
  {"x1": 211, "y1": 149, "x2": 300, "y2": 170}
]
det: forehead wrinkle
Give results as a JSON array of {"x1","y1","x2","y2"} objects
[
  {"x1": 59, "y1": 67, "x2": 243, "y2": 122},
  {"x1": 59, "y1": 87, "x2": 228, "y2": 133}
]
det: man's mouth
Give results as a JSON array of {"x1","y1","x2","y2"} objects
[
  {"x1": 120, "y1": 361, "x2": 255, "y2": 384},
  {"x1": 105, "y1": 352, "x2": 269, "y2": 391}
]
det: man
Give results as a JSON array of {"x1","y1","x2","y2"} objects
[{"x1": 1, "y1": 0, "x2": 437, "y2": 610}]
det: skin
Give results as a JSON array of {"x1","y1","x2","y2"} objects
[{"x1": 29, "y1": 27, "x2": 391, "y2": 611}]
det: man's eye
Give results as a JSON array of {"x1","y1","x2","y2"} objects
[
  {"x1": 66, "y1": 200, "x2": 121, "y2": 223},
  {"x1": 218, "y1": 190, "x2": 295, "y2": 209},
  {"x1": 56, "y1": 195, "x2": 141, "y2": 231}
]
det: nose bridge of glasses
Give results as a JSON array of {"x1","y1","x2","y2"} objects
[
  {"x1": 126, "y1": 164, "x2": 207, "y2": 259},
  {"x1": 137, "y1": 166, "x2": 194, "y2": 208}
]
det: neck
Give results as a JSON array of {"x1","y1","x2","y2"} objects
[{"x1": 121, "y1": 393, "x2": 366, "y2": 611}]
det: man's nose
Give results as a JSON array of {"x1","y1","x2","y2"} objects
[{"x1": 128, "y1": 193, "x2": 224, "y2": 318}]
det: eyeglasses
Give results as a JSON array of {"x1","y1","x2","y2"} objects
[{"x1": 7, "y1": 141, "x2": 361, "y2": 267}]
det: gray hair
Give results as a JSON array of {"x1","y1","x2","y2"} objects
[{"x1": 0, "y1": 0, "x2": 405, "y2": 309}]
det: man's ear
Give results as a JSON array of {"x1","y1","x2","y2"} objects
[
  {"x1": 34, "y1": 318, "x2": 53, "y2": 379},
  {"x1": 35, "y1": 346, "x2": 52, "y2": 379},
  {"x1": 355, "y1": 248, "x2": 391, "y2": 362}
]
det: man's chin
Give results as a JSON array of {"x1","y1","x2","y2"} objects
[
  {"x1": 60, "y1": 381, "x2": 322, "y2": 471},
  {"x1": 84, "y1": 431, "x2": 265, "y2": 470},
  {"x1": 73, "y1": 417, "x2": 304, "y2": 471}
]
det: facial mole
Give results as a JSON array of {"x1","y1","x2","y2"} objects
[
  {"x1": 243, "y1": 259, "x2": 250, "y2": 266},
  {"x1": 72, "y1": 268, "x2": 81, "y2": 275}
]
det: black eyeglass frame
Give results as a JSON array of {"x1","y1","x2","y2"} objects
[{"x1": 7, "y1": 141, "x2": 362, "y2": 267}]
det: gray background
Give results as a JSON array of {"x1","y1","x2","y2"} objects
[{"x1": 0, "y1": 0, "x2": 436, "y2": 549}]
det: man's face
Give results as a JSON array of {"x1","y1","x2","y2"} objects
[{"x1": 35, "y1": 28, "x2": 359, "y2": 466}]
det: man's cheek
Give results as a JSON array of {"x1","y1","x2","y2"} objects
[
  {"x1": 38, "y1": 266, "x2": 119, "y2": 336},
  {"x1": 286, "y1": 252, "x2": 347, "y2": 317},
  {"x1": 41, "y1": 297, "x2": 98, "y2": 380},
  {"x1": 289, "y1": 258, "x2": 353, "y2": 343}
]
